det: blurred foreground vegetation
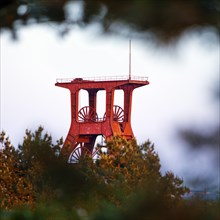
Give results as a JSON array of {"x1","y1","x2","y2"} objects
[
  {"x1": 1, "y1": 0, "x2": 219, "y2": 42},
  {"x1": 0, "y1": 127, "x2": 219, "y2": 219}
]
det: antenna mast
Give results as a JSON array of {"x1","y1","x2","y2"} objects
[{"x1": 129, "y1": 39, "x2": 131, "y2": 80}]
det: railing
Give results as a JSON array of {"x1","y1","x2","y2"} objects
[{"x1": 56, "y1": 75, "x2": 148, "y2": 83}]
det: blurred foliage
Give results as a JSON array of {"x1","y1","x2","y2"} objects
[
  {"x1": 179, "y1": 125, "x2": 220, "y2": 150},
  {"x1": 0, "y1": 0, "x2": 219, "y2": 41},
  {"x1": 178, "y1": 83, "x2": 219, "y2": 188},
  {"x1": 179, "y1": 85, "x2": 220, "y2": 151},
  {"x1": 0, "y1": 127, "x2": 219, "y2": 219}
]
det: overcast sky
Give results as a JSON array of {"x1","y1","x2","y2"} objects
[{"x1": 1, "y1": 24, "x2": 219, "y2": 189}]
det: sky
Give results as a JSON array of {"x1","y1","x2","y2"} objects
[{"x1": 0, "y1": 23, "x2": 219, "y2": 190}]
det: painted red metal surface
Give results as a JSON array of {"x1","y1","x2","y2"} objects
[{"x1": 55, "y1": 76, "x2": 149, "y2": 161}]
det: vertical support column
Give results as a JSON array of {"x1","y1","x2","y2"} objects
[
  {"x1": 106, "y1": 88, "x2": 114, "y2": 120},
  {"x1": 101, "y1": 88, "x2": 114, "y2": 138},
  {"x1": 71, "y1": 89, "x2": 79, "y2": 121},
  {"x1": 88, "y1": 89, "x2": 98, "y2": 112},
  {"x1": 123, "y1": 86, "x2": 133, "y2": 122}
]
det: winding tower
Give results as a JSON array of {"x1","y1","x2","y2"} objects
[{"x1": 55, "y1": 76, "x2": 149, "y2": 162}]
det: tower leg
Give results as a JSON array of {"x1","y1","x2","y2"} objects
[{"x1": 84, "y1": 136, "x2": 97, "y2": 153}]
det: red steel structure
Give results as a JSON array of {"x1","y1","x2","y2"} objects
[{"x1": 55, "y1": 75, "x2": 149, "y2": 162}]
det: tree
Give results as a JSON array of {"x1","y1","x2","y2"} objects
[
  {"x1": 0, "y1": 131, "x2": 34, "y2": 209},
  {"x1": 0, "y1": 127, "x2": 100, "y2": 211},
  {"x1": 1, "y1": 128, "x2": 219, "y2": 220},
  {"x1": 0, "y1": 127, "x2": 64, "y2": 209},
  {"x1": 0, "y1": 128, "x2": 189, "y2": 211},
  {"x1": 17, "y1": 126, "x2": 63, "y2": 202},
  {"x1": 86, "y1": 136, "x2": 189, "y2": 207}
]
